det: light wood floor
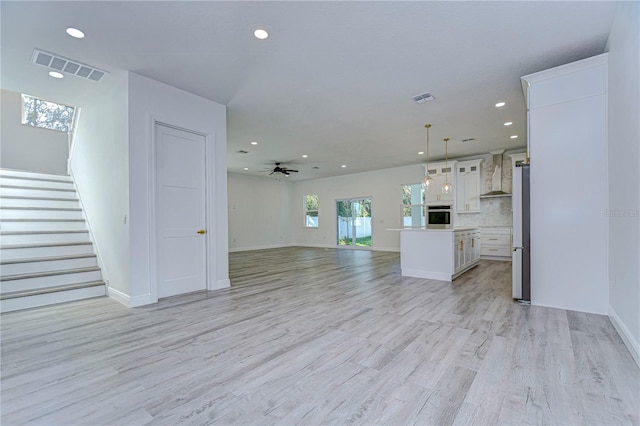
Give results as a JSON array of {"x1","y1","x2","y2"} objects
[{"x1": 1, "y1": 247, "x2": 638, "y2": 425}]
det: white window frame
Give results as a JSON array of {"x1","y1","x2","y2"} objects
[
  {"x1": 21, "y1": 94, "x2": 76, "y2": 132},
  {"x1": 402, "y1": 183, "x2": 425, "y2": 228},
  {"x1": 304, "y1": 194, "x2": 319, "y2": 228}
]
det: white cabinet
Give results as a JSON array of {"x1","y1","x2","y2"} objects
[
  {"x1": 400, "y1": 228, "x2": 480, "y2": 281},
  {"x1": 455, "y1": 159, "x2": 482, "y2": 213},
  {"x1": 521, "y1": 54, "x2": 608, "y2": 314},
  {"x1": 480, "y1": 227, "x2": 512, "y2": 259},
  {"x1": 454, "y1": 229, "x2": 481, "y2": 275},
  {"x1": 424, "y1": 161, "x2": 456, "y2": 204}
]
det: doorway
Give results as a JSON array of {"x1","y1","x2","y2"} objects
[
  {"x1": 155, "y1": 123, "x2": 208, "y2": 298},
  {"x1": 336, "y1": 198, "x2": 372, "y2": 248}
]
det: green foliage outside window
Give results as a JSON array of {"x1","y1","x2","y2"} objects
[{"x1": 22, "y1": 94, "x2": 75, "y2": 132}]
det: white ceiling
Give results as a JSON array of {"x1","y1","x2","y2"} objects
[{"x1": 1, "y1": 1, "x2": 618, "y2": 181}]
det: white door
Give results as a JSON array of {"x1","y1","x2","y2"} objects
[{"x1": 155, "y1": 123, "x2": 207, "y2": 298}]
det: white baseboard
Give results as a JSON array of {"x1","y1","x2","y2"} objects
[
  {"x1": 107, "y1": 287, "x2": 130, "y2": 307},
  {"x1": 374, "y1": 246, "x2": 400, "y2": 253},
  {"x1": 295, "y1": 243, "x2": 336, "y2": 249},
  {"x1": 212, "y1": 278, "x2": 230, "y2": 290},
  {"x1": 229, "y1": 243, "x2": 292, "y2": 253},
  {"x1": 480, "y1": 255, "x2": 512, "y2": 261},
  {"x1": 401, "y1": 268, "x2": 450, "y2": 281},
  {"x1": 108, "y1": 287, "x2": 156, "y2": 308},
  {"x1": 609, "y1": 305, "x2": 640, "y2": 368}
]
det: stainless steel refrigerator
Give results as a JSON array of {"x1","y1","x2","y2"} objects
[{"x1": 512, "y1": 163, "x2": 530, "y2": 302}]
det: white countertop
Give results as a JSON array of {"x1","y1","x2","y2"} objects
[{"x1": 388, "y1": 227, "x2": 479, "y2": 232}]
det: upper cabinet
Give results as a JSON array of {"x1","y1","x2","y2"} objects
[
  {"x1": 455, "y1": 159, "x2": 482, "y2": 213},
  {"x1": 424, "y1": 161, "x2": 456, "y2": 203}
]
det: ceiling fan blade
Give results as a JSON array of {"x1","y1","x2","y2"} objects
[{"x1": 269, "y1": 171, "x2": 275, "y2": 175}]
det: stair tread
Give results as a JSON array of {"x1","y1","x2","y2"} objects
[
  {"x1": 1, "y1": 266, "x2": 101, "y2": 281},
  {"x1": 0, "y1": 253, "x2": 97, "y2": 265},
  {"x1": 0, "y1": 169, "x2": 71, "y2": 180},
  {"x1": 0, "y1": 185, "x2": 76, "y2": 192},
  {"x1": 0, "y1": 281, "x2": 105, "y2": 300},
  {"x1": 0, "y1": 206, "x2": 82, "y2": 211},
  {"x1": 0, "y1": 230, "x2": 89, "y2": 235},
  {"x1": 0, "y1": 175, "x2": 73, "y2": 184},
  {"x1": 0, "y1": 195, "x2": 79, "y2": 202},
  {"x1": 0, "y1": 218, "x2": 85, "y2": 222},
  {"x1": 1, "y1": 241, "x2": 92, "y2": 250}
]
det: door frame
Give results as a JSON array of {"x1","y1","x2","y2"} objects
[
  {"x1": 148, "y1": 117, "x2": 216, "y2": 302},
  {"x1": 335, "y1": 196, "x2": 373, "y2": 250}
]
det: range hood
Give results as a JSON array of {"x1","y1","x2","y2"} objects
[{"x1": 480, "y1": 150, "x2": 511, "y2": 198}]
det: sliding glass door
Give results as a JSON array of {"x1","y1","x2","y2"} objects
[{"x1": 337, "y1": 198, "x2": 372, "y2": 248}]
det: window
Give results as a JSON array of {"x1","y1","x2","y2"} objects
[
  {"x1": 304, "y1": 194, "x2": 319, "y2": 228},
  {"x1": 402, "y1": 183, "x2": 425, "y2": 228},
  {"x1": 21, "y1": 94, "x2": 76, "y2": 132}
]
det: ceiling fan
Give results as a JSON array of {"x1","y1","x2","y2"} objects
[{"x1": 267, "y1": 162, "x2": 299, "y2": 175}]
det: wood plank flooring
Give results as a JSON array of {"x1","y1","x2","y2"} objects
[{"x1": 1, "y1": 247, "x2": 638, "y2": 425}]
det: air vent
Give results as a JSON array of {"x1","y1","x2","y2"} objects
[
  {"x1": 31, "y1": 49, "x2": 108, "y2": 82},
  {"x1": 412, "y1": 92, "x2": 435, "y2": 104},
  {"x1": 236, "y1": 150, "x2": 249, "y2": 154},
  {"x1": 461, "y1": 138, "x2": 477, "y2": 143}
]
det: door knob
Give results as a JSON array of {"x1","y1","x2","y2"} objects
[{"x1": 197, "y1": 229, "x2": 206, "y2": 235}]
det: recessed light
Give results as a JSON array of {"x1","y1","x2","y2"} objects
[
  {"x1": 250, "y1": 141, "x2": 258, "y2": 145},
  {"x1": 66, "y1": 27, "x2": 85, "y2": 39},
  {"x1": 254, "y1": 29, "x2": 269, "y2": 40},
  {"x1": 243, "y1": 167, "x2": 249, "y2": 171},
  {"x1": 504, "y1": 122, "x2": 513, "y2": 126},
  {"x1": 48, "y1": 71, "x2": 64, "y2": 79},
  {"x1": 302, "y1": 154, "x2": 308, "y2": 158},
  {"x1": 418, "y1": 151, "x2": 424, "y2": 155},
  {"x1": 495, "y1": 102, "x2": 506, "y2": 108},
  {"x1": 510, "y1": 135, "x2": 518, "y2": 139},
  {"x1": 341, "y1": 165, "x2": 347, "y2": 168}
]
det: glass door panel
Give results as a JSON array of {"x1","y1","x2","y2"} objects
[
  {"x1": 337, "y1": 200, "x2": 352, "y2": 246},
  {"x1": 337, "y1": 198, "x2": 372, "y2": 248},
  {"x1": 354, "y1": 199, "x2": 372, "y2": 247}
]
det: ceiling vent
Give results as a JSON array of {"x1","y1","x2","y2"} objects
[
  {"x1": 31, "y1": 49, "x2": 108, "y2": 82},
  {"x1": 412, "y1": 92, "x2": 435, "y2": 104},
  {"x1": 461, "y1": 138, "x2": 477, "y2": 143}
]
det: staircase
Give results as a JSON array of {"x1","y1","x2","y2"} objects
[{"x1": 0, "y1": 169, "x2": 106, "y2": 312}]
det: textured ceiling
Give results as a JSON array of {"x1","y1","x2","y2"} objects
[{"x1": 0, "y1": 1, "x2": 618, "y2": 181}]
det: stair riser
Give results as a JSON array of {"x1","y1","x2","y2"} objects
[
  {"x1": 0, "y1": 270, "x2": 102, "y2": 293},
  {"x1": 0, "y1": 170, "x2": 72, "y2": 182},
  {"x1": 0, "y1": 210, "x2": 84, "y2": 220},
  {"x1": 1, "y1": 257, "x2": 98, "y2": 276},
  {"x1": 0, "y1": 221, "x2": 86, "y2": 231},
  {"x1": 1, "y1": 285, "x2": 106, "y2": 313},
  {"x1": 0, "y1": 244, "x2": 94, "y2": 260},
  {"x1": 0, "y1": 188, "x2": 77, "y2": 199},
  {"x1": 0, "y1": 198, "x2": 80, "y2": 209},
  {"x1": 0, "y1": 178, "x2": 75, "y2": 191},
  {"x1": 0, "y1": 232, "x2": 90, "y2": 245}
]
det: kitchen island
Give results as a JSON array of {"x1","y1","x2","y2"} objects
[{"x1": 400, "y1": 228, "x2": 480, "y2": 281}]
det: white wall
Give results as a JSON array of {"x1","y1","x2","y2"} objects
[
  {"x1": 1, "y1": 89, "x2": 69, "y2": 175},
  {"x1": 293, "y1": 164, "x2": 425, "y2": 251},
  {"x1": 69, "y1": 71, "x2": 130, "y2": 297},
  {"x1": 606, "y1": 2, "x2": 640, "y2": 365},
  {"x1": 228, "y1": 173, "x2": 294, "y2": 251},
  {"x1": 128, "y1": 72, "x2": 229, "y2": 306},
  {"x1": 524, "y1": 54, "x2": 609, "y2": 315}
]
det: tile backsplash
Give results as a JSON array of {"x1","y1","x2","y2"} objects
[{"x1": 456, "y1": 197, "x2": 512, "y2": 227}]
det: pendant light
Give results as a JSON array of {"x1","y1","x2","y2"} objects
[
  {"x1": 422, "y1": 124, "x2": 432, "y2": 190},
  {"x1": 442, "y1": 137, "x2": 453, "y2": 194}
]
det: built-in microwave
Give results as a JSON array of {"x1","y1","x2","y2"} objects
[{"x1": 427, "y1": 204, "x2": 453, "y2": 229}]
